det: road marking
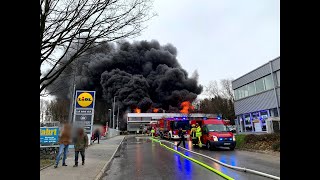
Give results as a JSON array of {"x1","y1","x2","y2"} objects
[
  {"x1": 160, "y1": 139, "x2": 280, "y2": 180},
  {"x1": 150, "y1": 138, "x2": 234, "y2": 180}
]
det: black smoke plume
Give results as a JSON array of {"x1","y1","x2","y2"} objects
[{"x1": 47, "y1": 40, "x2": 203, "y2": 124}]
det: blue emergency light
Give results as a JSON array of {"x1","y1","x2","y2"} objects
[{"x1": 217, "y1": 116, "x2": 221, "y2": 120}]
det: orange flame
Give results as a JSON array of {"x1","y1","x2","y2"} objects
[
  {"x1": 134, "y1": 108, "x2": 141, "y2": 113},
  {"x1": 180, "y1": 101, "x2": 194, "y2": 114},
  {"x1": 153, "y1": 108, "x2": 159, "y2": 113}
]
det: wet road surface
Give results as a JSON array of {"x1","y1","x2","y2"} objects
[
  {"x1": 102, "y1": 136, "x2": 225, "y2": 180},
  {"x1": 103, "y1": 136, "x2": 280, "y2": 180},
  {"x1": 163, "y1": 140, "x2": 280, "y2": 180}
]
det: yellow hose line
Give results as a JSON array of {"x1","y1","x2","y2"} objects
[{"x1": 150, "y1": 138, "x2": 234, "y2": 180}]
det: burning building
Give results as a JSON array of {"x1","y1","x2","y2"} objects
[{"x1": 126, "y1": 113, "x2": 217, "y2": 133}]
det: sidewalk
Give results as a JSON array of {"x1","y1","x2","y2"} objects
[{"x1": 40, "y1": 135, "x2": 125, "y2": 180}]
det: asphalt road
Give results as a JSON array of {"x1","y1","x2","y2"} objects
[
  {"x1": 102, "y1": 136, "x2": 225, "y2": 180},
  {"x1": 164, "y1": 140, "x2": 280, "y2": 180},
  {"x1": 102, "y1": 136, "x2": 280, "y2": 180}
]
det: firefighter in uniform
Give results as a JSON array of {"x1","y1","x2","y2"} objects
[
  {"x1": 151, "y1": 127, "x2": 155, "y2": 138},
  {"x1": 190, "y1": 124, "x2": 197, "y2": 145},
  {"x1": 195, "y1": 123, "x2": 202, "y2": 147}
]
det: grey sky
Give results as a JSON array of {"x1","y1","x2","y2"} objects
[
  {"x1": 41, "y1": 0, "x2": 279, "y2": 101},
  {"x1": 134, "y1": 0, "x2": 280, "y2": 91}
]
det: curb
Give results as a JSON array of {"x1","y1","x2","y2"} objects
[
  {"x1": 237, "y1": 148, "x2": 280, "y2": 156},
  {"x1": 40, "y1": 162, "x2": 55, "y2": 171},
  {"x1": 94, "y1": 136, "x2": 125, "y2": 180}
]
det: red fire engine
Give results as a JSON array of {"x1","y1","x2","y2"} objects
[
  {"x1": 158, "y1": 117, "x2": 191, "y2": 140},
  {"x1": 146, "y1": 121, "x2": 158, "y2": 136}
]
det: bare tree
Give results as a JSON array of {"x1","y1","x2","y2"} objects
[
  {"x1": 40, "y1": 0, "x2": 155, "y2": 94},
  {"x1": 205, "y1": 80, "x2": 219, "y2": 98},
  {"x1": 220, "y1": 78, "x2": 234, "y2": 101},
  {"x1": 40, "y1": 99, "x2": 49, "y2": 122},
  {"x1": 201, "y1": 79, "x2": 235, "y2": 123},
  {"x1": 46, "y1": 99, "x2": 70, "y2": 123}
]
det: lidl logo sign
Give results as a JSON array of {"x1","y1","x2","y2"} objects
[{"x1": 75, "y1": 91, "x2": 95, "y2": 108}]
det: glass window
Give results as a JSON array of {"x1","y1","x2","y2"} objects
[
  {"x1": 264, "y1": 75, "x2": 274, "y2": 90},
  {"x1": 244, "y1": 114, "x2": 251, "y2": 125},
  {"x1": 238, "y1": 87, "x2": 243, "y2": 99},
  {"x1": 276, "y1": 71, "x2": 280, "y2": 86},
  {"x1": 234, "y1": 89, "x2": 239, "y2": 100},
  {"x1": 255, "y1": 78, "x2": 265, "y2": 93},
  {"x1": 207, "y1": 124, "x2": 230, "y2": 132},
  {"x1": 247, "y1": 82, "x2": 256, "y2": 96},
  {"x1": 243, "y1": 85, "x2": 248, "y2": 97}
]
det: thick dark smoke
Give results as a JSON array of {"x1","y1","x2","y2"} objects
[{"x1": 48, "y1": 40, "x2": 203, "y2": 114}]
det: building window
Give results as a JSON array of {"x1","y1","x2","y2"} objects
[
  {"x1": 255, "y1": 78, "x2": 265, "y2": 93},
  {"x1": 276, "y1": 70, "x2": 280, "y2": 86},
  {"x1": 234, "y1": 90, "x2": 238, "y2": 100},
  {"x1": 264, "y1": 74, "x2": 274, "y2": 90},
  {"x1": 248, "y1": 82, "x2": 255, "y2": 96}
]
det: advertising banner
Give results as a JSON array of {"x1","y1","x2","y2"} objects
[{"x1": 40, "y1": 127, "x2": 59, "y2": 144}]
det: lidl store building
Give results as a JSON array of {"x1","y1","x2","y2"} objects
[{"x1": 232, "y1": 57, "x2": 280, "y2": 133}]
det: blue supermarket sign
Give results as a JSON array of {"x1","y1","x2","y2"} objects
[
  {"x1": 40, "y1": 127, "x2": 59, "y2": 143},
  {"x1": 75, "y1": 91, "x2": 96, "y2": 109}
]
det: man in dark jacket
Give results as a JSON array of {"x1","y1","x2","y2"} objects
[
  {"x1": 92, "y1": 128, "x2": 100, "y2": 144},
  {"x1": 177, "y1": 128, "x2": 186, "y2": 148},
  {"x1": 73, "y1": 128, "x2": 88, "y2": 167}
]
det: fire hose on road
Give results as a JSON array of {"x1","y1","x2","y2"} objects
[
  {"x1": 150, "y1": 138, "x2": 234, "y2": 180},
  {"x1": 158, "y1": 139, "x2": 280, "y2": 180}
]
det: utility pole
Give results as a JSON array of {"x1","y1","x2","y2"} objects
[
  {"x1": 116, "y1": 104, "x2": 120, "y2": 130},
  {"x1": 112, "y1": 96, "x2": 117, "y2": 129},
  {"x1": 108, "y1": 109, "x2": 111, "y2": 127},
  {"x1": 68, "y1": 29, "x2": 90, "y2": 124}
]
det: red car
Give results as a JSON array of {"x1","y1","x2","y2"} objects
[{"x1": 190, "y1": 119, "x2": 236, "y2": 150}]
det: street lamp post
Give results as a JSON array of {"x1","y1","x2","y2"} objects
[
  {"x1": 112, "y1": 96, "x2": 117, "y2": 129},
  {"x1": 116, "y1": 104, "x2": 120, "y2": 130},
  {"x1": 108, "y1": 109, "x2": 111, "y2": 127}
]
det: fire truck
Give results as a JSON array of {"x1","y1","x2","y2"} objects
[
  {"x1": 158, "y1": 117, "x2": 191, "y2": 140},
  {"x1": 190, "y1": 118, "x2": 236, "y2": 150},
  {"x1": 146, "y1": 121, "x2": 158, "y2": 136}
]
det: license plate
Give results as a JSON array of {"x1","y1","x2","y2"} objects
[{"x1": 224, "y1": 143, "x2": 231, "y2": 145}]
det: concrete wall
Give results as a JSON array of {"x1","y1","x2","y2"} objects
[{"x1": 106, "y1": 128, "x2": 120, "y2": 138}]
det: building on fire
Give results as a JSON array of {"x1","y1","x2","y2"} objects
[
  {"x1": 126, "y1": 113, "x2": 216, "y2": 133},
  {"x1": 232, "y1": 57, "x2": 280, "y2": 133}
]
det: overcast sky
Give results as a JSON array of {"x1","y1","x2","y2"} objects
[
  {"x1": 134, "y1": 0, "x2": 280, "y2": 90},
  {"x1": 41, "y1": 0, "x2": 279, "y2": 101}
]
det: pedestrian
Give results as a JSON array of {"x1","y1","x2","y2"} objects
[
  {"x1": 177, "y1": 127, "x2": 186, "y2": 148},
  {"x1": 54, "y1": 123, "x2": 72, "y2": 168},
  {"x1": 150, "y1": 127, "x2": 154, "y2": 137},
  {"x1": 195, "y1": 123, "x2": 202, "y2": 147},
  {"x1": 73, "y1": 128, "x2": 88, "y2": 167},
  {"x1": 190, "y1": 124, "x2": 197, "y2": 145},
  {"x1": 92, "y1": 128, "x2": 100, "y2": 144}
]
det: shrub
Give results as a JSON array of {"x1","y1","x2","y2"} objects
[
  {"x1": 272, "y1": 141, "x2": 280, "y2": 152},
  {"x1": 235, "y1": 134, "x2": 246, "y2": 149}
]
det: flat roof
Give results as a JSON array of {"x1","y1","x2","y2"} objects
[
  {"x1": 232, "y1": 56, "x2": 280, "y2": 83},
  {"x1": 127, "y1": 113, "x2": 216, "y2": 118}
]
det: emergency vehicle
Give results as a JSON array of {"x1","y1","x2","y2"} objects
[
  {"x1": 158, "y1": 117, "x2": 190, "y2": 140},
  {"x1": 146, "y1": 121, "x2": 158, "y2": 136},
  {"x1": 190, "y1": 118, "x2": 236, "y2": 150}
]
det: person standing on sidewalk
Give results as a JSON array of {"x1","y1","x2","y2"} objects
[
  {"x1": 54, "y1": 123, "x2": 72, "y2": 168},
  {"x1": 177, "y1": 128, "x2": 186, "y2": 148},
  {"x1": 73, "y1": 128, "x2": 88, "y2": 167}
]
